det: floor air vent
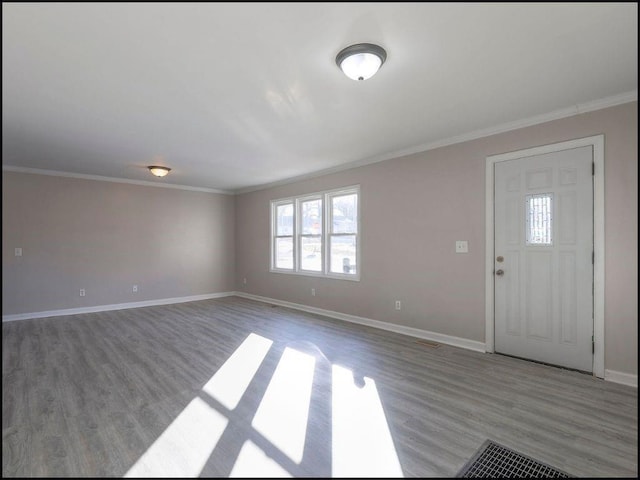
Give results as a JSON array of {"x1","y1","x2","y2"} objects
[{"x1": 456, "y1": 440, "x2": 573, "y2": 478}]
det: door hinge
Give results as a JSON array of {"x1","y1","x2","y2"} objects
[
  {"x1": 592, "y1": 251, "x2": 595, "y2": 264},
  {"x1": 592, "y1": 335, "x2": 595, "y2": 354},
  {"x1": 592, "y1": 162, "x2": 595, "y2": 176}
]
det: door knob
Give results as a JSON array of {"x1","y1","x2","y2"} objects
[{"x1": 495, "y1": 269, "x2": 504, "y2": 276}]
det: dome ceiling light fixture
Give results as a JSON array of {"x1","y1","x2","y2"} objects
[
  {"x1": 148, "y1": 165, "x2": 171, "y2": 177},
  {"x1": 335, "y1": 43, "x2": 387, "y2": 81}
]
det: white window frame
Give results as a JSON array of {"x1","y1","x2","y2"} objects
[
  {"x1": 297, "y1": 194, "x2": 324, "y2": 275},
  {"x1": 270, "y1": 185, "x2": 360, "y2": 281},
  {"x1": 272, "y1": 199, "x2": 295, "y2": 271}
]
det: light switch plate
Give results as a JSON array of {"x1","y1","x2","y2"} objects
[
  {"x1": 15, "y1": 247, "x2": 22, "y2": 257},
  {"x1": 455, "y1": 241, "x2": 468, "y2": 253}
]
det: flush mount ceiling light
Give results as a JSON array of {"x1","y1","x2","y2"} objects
[
  {"x1": 336, "y1": 43, "x2": 387, "y2": 81},
  {"x1": 148, "y1": 166, "x2": 171, "y2": 177}
]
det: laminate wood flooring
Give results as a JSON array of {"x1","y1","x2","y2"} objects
[{"x1": 2, "y1": 296, "x2": 637, "y2": 477}]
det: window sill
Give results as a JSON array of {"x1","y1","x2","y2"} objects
[{"x1": 269, "y1": 268, "x2": 360, "y2": 282}]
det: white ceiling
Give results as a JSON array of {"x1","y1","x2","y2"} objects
[{"x1": 2, "y1": 3, "x2": 637, "y2": 193}]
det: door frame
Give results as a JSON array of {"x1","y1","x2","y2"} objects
[{"x1": 485, "y1": 135, "x2": 605, "y2": 378}]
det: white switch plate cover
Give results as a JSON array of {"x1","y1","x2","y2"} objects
[
  {"x1": 15, "y1": 247, "x2": 22, "y2": 257},
  {"x1": 455, "y1": 241, "x2": 468, "y2": 253}
]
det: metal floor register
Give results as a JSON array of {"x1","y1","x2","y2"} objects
[{"x1": 456, "y1": 440, "x2": 574, "y2": 478}]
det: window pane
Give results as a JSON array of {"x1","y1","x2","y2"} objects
[
  {"x1": 330, "y1": 235, "x2": 357, "y2": 274},
  {"x1": 301, "y1": 199, "x2": 322, "y2": 235},
  {"x1": 276, "y1": 204, "x2": 294, "y2": 236},
  {"x1": 300, "y1": 236, "x2": 322, "y2": 271},
  {"x1": 332, "y1": 194, "x2": 357, "y2": 234},
  {"x1": 275, "y1": 237, "x2": 293, "y2": 269},
  {"x1": 526, "y1": 194, "x2": 553, "y2": 245}
]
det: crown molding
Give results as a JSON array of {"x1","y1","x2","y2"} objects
[
  {"x1": 1, "y1": 165, "x2": 234, "y2": 195},
  {"x1": 235, "y1": 90, "x2": 637, "y2": 194},
  {"x1": 3, "y1": 91, "x2": 635, "y2": 196}
]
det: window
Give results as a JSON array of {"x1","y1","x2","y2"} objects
[
  {"x1": 329, "y1": 191, "x2": 358, "y2": 275},
  {"x1": 526, "y1": 193, "x2": 553, "y2": 245},
  {"x1": 299, "y1": 197, "x2": 322, "y2": 272},
  {"x1": 271, "y1": 186, "x2": 360, "y2": 280},
  {"x1": 273, "y1": 202, "x2": 294, "y2": 269}
]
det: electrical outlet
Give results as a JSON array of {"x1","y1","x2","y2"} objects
[
  {"x1": 395, "y1": 300, "x2": 401, "y2": 310},
  {"x1": 133, "y1": 285, "x2": 138, "y2": 293},
  {"x1": 311, "y1": 288, "x2": 316, "y2": 296},
  {"x1": 243, "y1": 277, "x2": 247, "y2": 285},
  {"x1": 80, "y1": 289, "x2": 86, "y2": 297}
]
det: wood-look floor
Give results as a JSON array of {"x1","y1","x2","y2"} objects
[{"x1": 2, "y1": 296, "x2": 637, "y2": 477}]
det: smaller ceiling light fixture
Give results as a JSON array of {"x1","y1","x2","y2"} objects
[
  {"x1": 148, "y1": 165, "x2": 171, "y2": 177},
  {"x1": 336, "y1": 43, "x2": 387, "y2": 81}
]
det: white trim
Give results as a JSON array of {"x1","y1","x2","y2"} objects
[
  {"x1": 236, "y1": 91, "x2": 636, "y2": 194},
  {"x1": 268, "y1": 268, "x2": 362, "y2": 282},
  {"x1": 2, "y1": 165, "x2": 233, "y2": 195},
  {"x1": 485, "y1": 135, "x2": 605, "y2": 378},
  {"x1": 3, "y1": 93, "x2": 635, "y2": 196},
  {"x1": 604, "y1": 370, "x2": 638, "y2": 388},
  {"x1": 592, "y1": 137, "x2": 606, "y2": 380},
  {"x1": 234, "y1": 292, "x2": 486, "y2": 353},
  {"x1": 485, "y1": 158, "x2": 496, "y2": 354},
  {"x1": 1, "y1": 292, "x2": 235, "y2": 322},
  {"x1": 5, "y1": 290, "x2": 631, "y2": 386}
]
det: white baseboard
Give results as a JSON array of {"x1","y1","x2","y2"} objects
[
  {"x1": 7, "y1": 291, "x2": 635, "y2": 388},
  {"x1": 1, "y1": 292, "x2": 235, "y2": 322},
  {"x1": 605, "y1": 369, "x2": 638, "y2": 388},
  {"x1": 234, "y1": 293, "x2": 639, "y2": 387},
  {"x1": 233, "y1": 291, "x2": 486, "y2": 353}
]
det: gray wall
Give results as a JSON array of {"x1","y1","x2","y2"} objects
[
  {"x1": 2, "y1": 103, "x2": 636, "y2": 376},
  {"x1": 235, "y1": 102, "x2": 638, "y2": 376},
  {"x1": 2, "y1": 173, "x2": 236, "y2": 314}
]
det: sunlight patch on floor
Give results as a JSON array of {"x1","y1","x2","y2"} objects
[
  {"x1": 251, "y1": 346, "x2": 316, "y2": 464},
  {"x1": 331, "y1": 364, "x2": 404, "y2": 478},
  {"x1": 229, "y1": 440, "x2": 293, "y2": 478},
  {"x1": 202, "y1": 333, "x2": 273, "y2": 410},
  {"x1": 125, "y1": 334, "x2": 404, "y2": 478},
  {"x1": 124, "y1": 397, "x2": 228, "y2": 477}
]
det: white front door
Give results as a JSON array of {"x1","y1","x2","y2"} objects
[{"x1": 494, "y1": 146, "x2": 594, "y2": 372}]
